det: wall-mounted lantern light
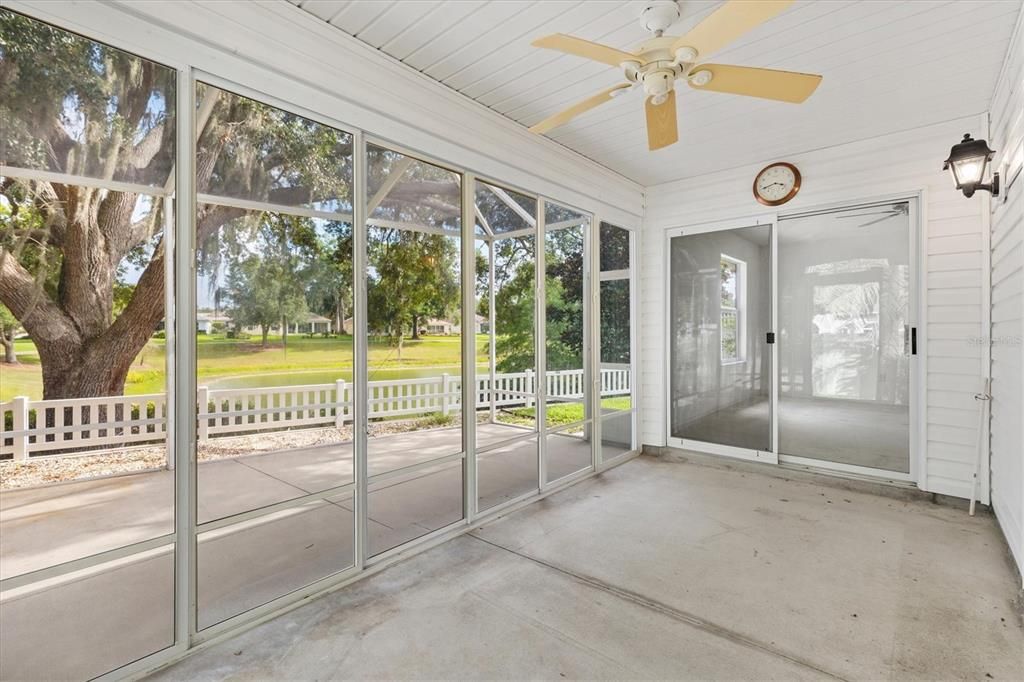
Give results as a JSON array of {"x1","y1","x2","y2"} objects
[{"x1": 943, "y1": 133, "x2": 1000, "y2": 198}]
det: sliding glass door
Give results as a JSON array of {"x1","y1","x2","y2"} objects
[
  {"x1": 668, "y1": 202, "x2": 916, "y2": 475},
  {"x1": 777, "y1": 202, "x2": 913, "y2": 474},
  {"x1": 668, "y1": 224, "x2": 773, "y2": 455}
]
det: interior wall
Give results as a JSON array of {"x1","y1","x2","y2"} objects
[
  {"x1": 988, "y1": 13, "x2": 1024, "y2": 585},
  {"x1": 642, "y1": 115, "x2": 991, "y2": 501},
  {"x1": 7, "y1": 0, "x2": 644, "y2": 228}
]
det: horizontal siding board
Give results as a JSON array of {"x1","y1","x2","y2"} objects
[
  {"x1": 988, "y1": 4, "x2": 1024, "y2": 585},
  {"x1": 643, "y1": 115, "x2": 990, "y2": 506}
]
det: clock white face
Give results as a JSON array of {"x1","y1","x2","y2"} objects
[{"x1": 755, "y1": 164, "x2": 797, "y2": 203}]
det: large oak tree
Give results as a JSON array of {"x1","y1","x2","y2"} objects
[{"x1": 0, "y1": 13, "x2": 439, "y2": 400}]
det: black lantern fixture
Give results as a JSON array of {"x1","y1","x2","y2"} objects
[{"x1": 943, "y1": 133, "x2": 1000, "y2": 198}]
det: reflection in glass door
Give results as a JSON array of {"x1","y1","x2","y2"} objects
[
  {"x1": 777, "y1": 202, "x2": 912, "y2": 473},
  {"x1": 669, "y1": 224, "x2": 773, "y2": 453}
]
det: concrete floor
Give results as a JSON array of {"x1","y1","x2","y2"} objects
[
  {"x1": 0, "y1": 423, "x2": 600, "y2": 680},
  {"x1": 1, "y1": 422, "x2": 584, "y2": 579},
  {"x1": 147, "y1": 454, "x2": 1022, "y2": 681},
  {"x1": 682, "y1": 396, "x2": 910, "y2": 472}
]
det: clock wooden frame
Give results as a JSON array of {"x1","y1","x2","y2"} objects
[{"x1": 753, "y1": 162, "x2": 801, "y2": 206}]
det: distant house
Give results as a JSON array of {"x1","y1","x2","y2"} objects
[
  {"x1": 289, "y1": 314, "x2": 333, "y2": 335},
  {"x1": 422, "y1": 316, "x2": 488, "y2": 335},
  {"x1": 196, "y1": 312, "x2": 232, "y2": 334},
  {"x1": 424, "y1": 318, "x2": 456, "y2": 335},
  {"x1": 197, "y1": 313, "x2": 333, "y2": 335}
]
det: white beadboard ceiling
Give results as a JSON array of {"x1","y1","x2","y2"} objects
[{"x1": 289, "y1": 0, "x2": 1023, "y2": 186}]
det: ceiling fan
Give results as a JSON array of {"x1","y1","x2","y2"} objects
[{"x1": 528, "y1": 0, "x2": 822, "y2": 151}]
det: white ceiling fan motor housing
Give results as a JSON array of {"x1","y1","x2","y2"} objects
[
  {"x1": 644, "y1": 70, "x2": 676, "y2": 105},
  {"x1": 640, "y1": 1, "x2": 681, "y2": 35}
]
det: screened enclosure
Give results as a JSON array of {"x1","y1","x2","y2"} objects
[{"x1": 0, "y1": 9, "x2": 637, "y2": 680}]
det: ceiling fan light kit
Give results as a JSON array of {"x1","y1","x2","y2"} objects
[{"x1": 528, "y1": 0, "x2": 823, "y2": 151}]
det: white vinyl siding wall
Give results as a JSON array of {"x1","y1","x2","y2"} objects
[
  {"x1": 988, "y1": 13, "x2": 1024, "y2": 586},
  {"x1": 642, "y1": 115, "x2": 989, "y2": 501}
]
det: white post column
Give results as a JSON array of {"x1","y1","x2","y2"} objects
[
  {"x1": 335, "y1": 379, "x2": 347, "y2": 426},
  {"x1": 11, "y1": 396, "x2": 29, "y2": 461},
  {"x1": 462, "y1": 173, "x2": 477, "y2": 522},
  {"x1": 197, "y1": 386, "x2": 209, "y2": 442}
]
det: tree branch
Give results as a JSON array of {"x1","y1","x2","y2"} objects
[{"x1": 0, "y1": 248, "x2": 76, "y2": 344}]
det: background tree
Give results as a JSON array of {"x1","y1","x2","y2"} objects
[
  {"x1": 0, "y1": 303, "x2": 19, "y2": 364},
  {"x1": 476, "y1": 236, "x2": 535, "y2": 373},
  {"x1": 365, "y1": 147, "x2": 461, "y2": 353},
  {"x1": 367, "y1": 228, "x2": 459, "y2": 357},
  {"x1": 223, "y1": 213, "x2": 315, "y2": 347},
  {"x1": 0, "y1": 11, "x2": 352, "y2": 398},
  {"x1": 305, "y1": 221, "x2": 354, "y2": 335},
  {"x1": 544, "y1": 227, "x2": 585, "y2": 370}
]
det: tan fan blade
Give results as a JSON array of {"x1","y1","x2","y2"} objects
[
  {"x1": 529, "y1": 83, "x2": 632, "y2": 135},
  {"x1": 672, "y1": 0, "x2": 793, "y2": 60},
  {"x1": 645, "y1": 92, "x2": 678, "y2": 151},
  {"x1": 532, "y1": 34, "x2": 639, "y2": 67},
  {"x1": 688, "y1": 64, "x2": 821, "y2": 103}
]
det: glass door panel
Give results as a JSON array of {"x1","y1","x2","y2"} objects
[
  {"x1": 474, "y1": 181, "x2": 539, "y2": 511},
  {"x1": 0, "y1": 12, "x2": 176, "y2": 678},
  {"x1": 365, "y1": 143, "x2": 464, "y2": 555},
  {"x1": 669, "y1": 225, "x2": 773, "y2": 451},
  {"x1": 544, "y1": 202, "x2": 592, "y2": 483},
  {"x1": 777, "y1": 202, "x2": 911, "y2": 473},
  {"x1": 194, "y1": 82, "x2": 356, "y2": 628}
]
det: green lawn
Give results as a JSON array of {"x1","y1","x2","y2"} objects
[
  {"x1": 0, "y1": 334, "x2": 491, "y2": 401},
  {"x1": 502, "y1": 396, "x2": 633, "y2": 428}
]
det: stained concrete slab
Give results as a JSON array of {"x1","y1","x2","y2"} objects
[
  {"x1": 478, "y1": 437, "x2": 538, "y2": 512},
  {"x1": 146, "y1": 454, "x2": 1023, "y2": 681},
  {"x1": 1, "y1": 547, "x2": 175, "y2": 682},
  {"x1": 476, "y1": 455, "x2": 1024, "y2": 680},
  {"x1": 0, "y1": 424, "x2": 528, "y2": 579},
  {"x1": 148, "y1": 535, "x2": 823, "y2": 681}
]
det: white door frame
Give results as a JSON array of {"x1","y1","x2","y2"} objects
[
  {"x1": 663, "y1": 194, "x2": 924, "y2": 484},
  {"x1": 664, "y1": 213, "x2": 778, "y2": 465}
]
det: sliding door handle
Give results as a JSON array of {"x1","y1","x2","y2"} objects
[{"x1": 904, "y1": 325, "x2": 918, "y2": 355}]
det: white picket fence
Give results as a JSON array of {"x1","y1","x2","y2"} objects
[{"x1": 1, "y1": 367, "x2": 630, "y2": 461}]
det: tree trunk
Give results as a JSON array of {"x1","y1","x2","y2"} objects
[
  {"x1": 411, "y1": 313, "x2": 420, "y2": 340},
  {"x1": 0, "y1": 332, "x2": 15, "y2": 364},
  {"x1": 261, "y1": 324, "x2": 270, "y2": 348},
  {"x1": 281, "y1": 317, "x2": 289, "y2": 348},
  {"x1": 1, "y1": 181, "x2": 168, "y2": 399}
]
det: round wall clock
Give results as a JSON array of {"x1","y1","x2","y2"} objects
[{"x1": 753, "y1": 162, "x2": 801, "y2": 206}]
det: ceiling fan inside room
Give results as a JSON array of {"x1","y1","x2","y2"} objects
[{"x1": 528, "y1": 0, "x2": 823, "y2": 151}]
